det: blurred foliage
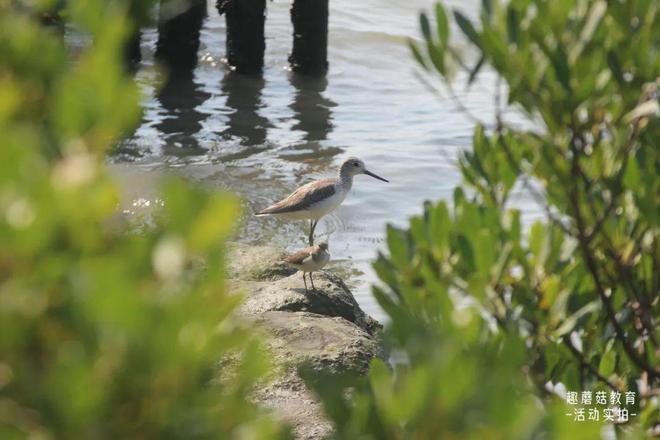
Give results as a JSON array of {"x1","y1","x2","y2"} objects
[
  {"x1": 1, "y1": 0, "x2": 658, "y2": 438},
  {"x1": 0, "y1": 1, "x2": 288, "y2": 438},
  {"x1": 306, "y1": 0, "x2": 659, "y2": 438}
]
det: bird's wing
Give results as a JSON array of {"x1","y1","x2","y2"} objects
[
  {"x1": 257, "y1": 178, "x2": 336, "y2": 215},
  {"x1": 284, "y1": 247, "x2": 315, "y2": 265}
]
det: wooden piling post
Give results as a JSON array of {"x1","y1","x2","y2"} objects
[
  {"x1": 217, "y1": 0, "x2": 266, "y2": 75},
  {"x1": 156, "y1": 0, "x2": 207, "y2": 74},
  {"x1": 289, "y1": 0, "x2": 329, "y2": 76}
]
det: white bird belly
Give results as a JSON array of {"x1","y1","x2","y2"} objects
[
  {"x1": 305, "y1": 191, "x2": 346, "y2": 219},
  {"x1": 297, "y1": 252, "x2": 330, "y2": 272},
  {"x1": 274, "y1": 190, "x2": 346, "y2": 221}
]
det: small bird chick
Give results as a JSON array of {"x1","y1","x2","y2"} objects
[{"x1": 283, "y1": 241, "x2": 330, "y2": 292}]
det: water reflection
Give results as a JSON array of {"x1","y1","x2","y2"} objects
[
  {"x1": 217, "y1": 73, "x2": 340, "y2": 162},
  {"x1": 288, "y1": 74, "x2": 335, "y2": 143},
  {"x1": 219, "y1": 73, "x2": 271, "y2": 149},
  {"x1": 155, "y1": 73, "x2": 211, "y2": 154},
  {"x1": 154, "y1": 0, "x2": 209, "y2": 154}
]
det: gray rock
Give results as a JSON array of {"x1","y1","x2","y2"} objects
[
  {"x1": 233, "y1": 271, "x2": 381, "y2": 336},
  {"x1": 254, "y1": 372, "x2": 333, "y2": 440},
  {"x1": 225, "y1": 243, "x2": 383, "y2": 439},
  {"x1": 226, "y1": 242, "x2": 296, "y2": 281},
  {"x1": 251, "y1": 311, "x2": 383, "y2": 440},
  {"x1": 254, "y1": 311, "x2": 382, "y2": 374}
]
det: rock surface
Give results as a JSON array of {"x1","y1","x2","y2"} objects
[
  {"x1": 226, "y1": 243, "x2": 382, "y2": 439},
  {"x1": 226, "y1": 242, "x2": 295, "y2": 281},
  {"x1": 232, "y1": 271, "x2": 380, "y2": 337}
]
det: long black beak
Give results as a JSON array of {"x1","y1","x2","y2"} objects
[{"x1": 364, "y1": 170, "x2": 389, "y2": 183}]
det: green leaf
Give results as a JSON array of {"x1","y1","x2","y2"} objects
[
  {"x1": 427, "y1": 42, "x2": 446, "y2": 75},
  {"x1": 607, "y1": 50, "x2": 624, "y2": 84},
  {"x1": 474, "y1": 229, "x2": 495, "y2": 274},
  {"x1": 453, "y1": 187, "x2": 467, "y2": 208},
  {"x1": 373, "y1": 255, "x2": 400, "y2": 297},
  {"x1": 506, "y1": 6, "x2": 520, "y2": 45},
  {"x1": 455, "y1": 234, "x2": 476, "y2": 272},
  {"x1": 453, "y1": 11, "x2": 481, "y2": 48},
  {"x1": 387, "y1": 225, "x2": 411, "y2": 268},
  {"x1": 540, "y1": 275, "x2": 561, "y2": 309},
  {"x1": 410, "y1": 215, "x2": 426, "y2": 242},
  {"x1": 598, "y1": 345, "x2": 616, "y2": 377},
  {"x1": 435, "y1": 4, "x2": 449, "y2": 44},
  {"x1": 408, "y1": 39, "x2": 428, "y2": 70},
  {"x1": 429, "y1": 202, "x2": 450, "y2": 250},
  {"x1": 481, "y1": 0, "x2": 493, "y2": 15},
  {"x1": 420, "y1": 13, "x2": 432, "y2": 41},
  {"x1": 467, "y1": 55, "x2": 485, "y2": 87},
  {"x1": 481, "y1": 0, "x2": 493, "y2": 23},
  {"x1": 529, "y1": 221, "x2": 544, "y2": 258},
  {"x1": 623, "y1": 154, "x2": 641, "y2": 188},
  {"x1": 549, "y1": 46, "x2": 571, "y2": 92},
  {"x1": 552, "y1": 301, "x2": 600, "y2": 337}
]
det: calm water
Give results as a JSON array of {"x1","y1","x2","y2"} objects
[{"x1": 112, "y1": 0, "x2": 540, "y2": 322}]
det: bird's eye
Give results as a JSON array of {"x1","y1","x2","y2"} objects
[{"x1": 353, "y1": 162, "x2": 359, "y2": 167}]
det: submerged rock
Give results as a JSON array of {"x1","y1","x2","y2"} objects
[{"x1": 226, "y1": 243, "x2": 382, "y2": 439}]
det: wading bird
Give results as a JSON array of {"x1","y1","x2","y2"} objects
[
  {"x1": 283, "y1": 241, "x2": 330, "y2": 291},
  {"x1": 257, "y1": 157, "x2": 388, "y2": 245}
]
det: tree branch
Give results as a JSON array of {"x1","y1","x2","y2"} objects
[
  {"x1": 562, "y1": 335, "x2": 621, "y2": 392},
  {"x1": 567, "y1": 130, "x2": 657, "y2": 379}
]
